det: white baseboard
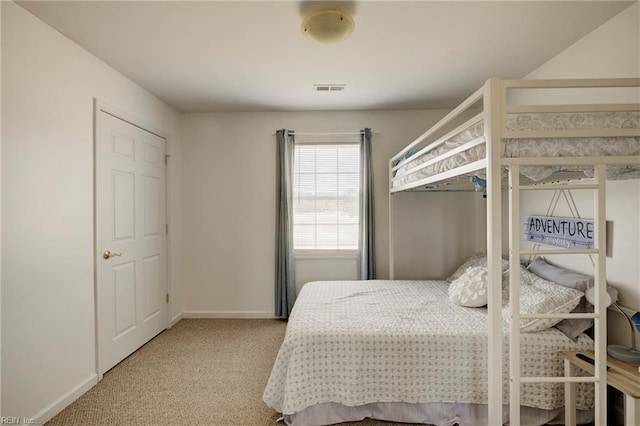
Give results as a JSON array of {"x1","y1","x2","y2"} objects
[
  {"x1": 34, "y1": 373, "x2": 98, "y2": 425},
  {"x1": 183, "y1": 310, "x2": 276, "y2": 319},
  {"x1": 170, "y1": 312, "x2": 183, "y2": 327}
]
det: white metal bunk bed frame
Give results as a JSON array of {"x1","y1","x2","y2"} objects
[{"x1": 388, "y1": 78, "x2": 640, "y2": 426}]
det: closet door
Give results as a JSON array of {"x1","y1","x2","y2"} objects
[{"x1": 97, "y1": 111, "x2": 168, "y2": 374}]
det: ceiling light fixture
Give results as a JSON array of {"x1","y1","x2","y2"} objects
[{"x1": 301, "y1": 10, "x2": 355, "y2": 43}]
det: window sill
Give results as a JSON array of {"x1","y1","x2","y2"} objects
[{"x1": 294, "y1": 250, "x2": 359, "y2": 260}]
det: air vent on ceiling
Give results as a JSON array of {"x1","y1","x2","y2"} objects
[{"x1": 314, "y1": 84, "x2": 346, "y2": 92}]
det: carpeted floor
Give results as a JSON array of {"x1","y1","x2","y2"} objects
[{"x1": 47, "y1": 319, "x2": 412, "y2": 425}]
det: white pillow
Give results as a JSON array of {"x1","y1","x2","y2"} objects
[
  {"x1": 502, "y1": 268, "x2": 583, "y2": 333},
  {"x1": 447, "y1": 253, "x2": 509, "y2": 282},
  {"x1": 449, "y1": 266, "x2": 489, "y2": 307}
]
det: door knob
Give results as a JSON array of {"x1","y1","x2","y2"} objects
[{"x1": 103, "y1": 250, "x2": 123, "y2": 260}]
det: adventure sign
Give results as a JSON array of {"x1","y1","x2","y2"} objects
[{"x1": 525, "y1": 215, "x2": 594, "y2": 249}]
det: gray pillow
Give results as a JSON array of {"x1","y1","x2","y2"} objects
[
  {"x1": 526, "y1": 257, "x2": 594, "y2": 340},
  {"x1": 555, "y1": 298, "x2": 594, "y2": 341},
  {"x1": 526, "y1": 257, "x2": 593, "y2": 291}
]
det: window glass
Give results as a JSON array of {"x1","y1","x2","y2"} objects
[{"x1": 293, "y1": 144, "x2": 360, "y2": 250}]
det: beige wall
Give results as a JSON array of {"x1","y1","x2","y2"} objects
[
  {"x1": 518, "y1": 2, "x2": 639, "y2": 346},
  {"x1": 1, "y1": 2, "x2": 182, "y2": 421},
  {"x1": 181, "y1": 110, "x2": 482, "y2": 316}
]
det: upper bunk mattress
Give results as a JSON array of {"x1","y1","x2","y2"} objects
[
  {"x1": 263, "y1": 280, "x2": 594, "y2": 417},
  {"x1": 393, "y1": 111, "x2": 640, "y2": 188}
]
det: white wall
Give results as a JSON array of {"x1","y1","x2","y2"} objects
[
  {"x1": 1, "y1": 1, "x2": 182, "y2": 421},
  {"x1": 518, "y1": 2, "x2": 640, "y2": 346},
  {"x1": 181, "y1": 110, "x2": 482, "y2": 316},
  {"x1": 295, "y1": 257, "x2": 358, "y2": 293},
  {"x1": 524, "y1": 2, "x2": 639, "y2": 81}
]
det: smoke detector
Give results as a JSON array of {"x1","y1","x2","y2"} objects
[{"x1": 301, "y1": 11, "x2": 355, "y2": 43}]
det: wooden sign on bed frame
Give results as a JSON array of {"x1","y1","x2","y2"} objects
[{"x1": 525, "y1": 215, "x2": 594, "y2": 249}]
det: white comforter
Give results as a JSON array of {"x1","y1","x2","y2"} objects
[{"x1": 263, "y1": 280, "x2": 594, "y2": 416}]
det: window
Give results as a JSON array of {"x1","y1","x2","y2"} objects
[{"x1": 293, "y1": 144, "x2": 360, "y2": 251}]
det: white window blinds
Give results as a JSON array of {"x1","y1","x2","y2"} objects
[{"x1": 293, "y1": 144, "x2": 360, "y2": 250}]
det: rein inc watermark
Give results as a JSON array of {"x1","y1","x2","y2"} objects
[
  {"x1": 0, "y1": 418, "x2": 35, "y2": 425},
  {"x1": 525, "y1": 215, "x2": 594, "y2": 249}
]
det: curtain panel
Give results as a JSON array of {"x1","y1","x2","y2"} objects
[
  {"x1": 275, "y1": 129, "x2": 296, "y2": 319},
  {"x1": 359, "y1": 128, "x2": 375, "y2": 279}
]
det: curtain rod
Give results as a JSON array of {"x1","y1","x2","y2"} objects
[{"x1": 271, "y1": 130, "x2": 379, "y2": 136}]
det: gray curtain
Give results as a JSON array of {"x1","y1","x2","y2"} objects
[
  {"x1": 358, "y1": 128, "x2": 376, "y2": 279},
  {"x1": 275, "y1": 129, "x2": 296, "y2": 319}
]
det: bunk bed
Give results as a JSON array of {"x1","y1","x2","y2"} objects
[
  {"x1": 263, "y1": 78, "x2": 640, "y2": 426},
  {"x1": 390, "y1": 78, "x2": 639, "y2": 426}
]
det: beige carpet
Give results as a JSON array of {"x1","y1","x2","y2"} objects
[{"x1": 47, "y1": 319, "x2": 412, "y2": 425}]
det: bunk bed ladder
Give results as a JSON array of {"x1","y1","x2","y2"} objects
[{"x1": 508, "y1": 164, "x2": 608, "y2": 426}]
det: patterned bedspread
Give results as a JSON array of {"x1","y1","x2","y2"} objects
[{"x1": 263, "y1": 280, "x2": 594, "y2": 416}]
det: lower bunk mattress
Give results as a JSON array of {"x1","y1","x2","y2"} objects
[{"x1": 263, "y1": 280, "x2": 595, "y2": 426}]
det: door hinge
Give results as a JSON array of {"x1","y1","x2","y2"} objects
[
  {"x1": 166, "y1": 293, "x2": 170, "y2": 304},
  {"x1": 165, "y1": 154, "x2": 171, "y2": 165},
  {"x1": 166, "y1": 224, "x2": 169, "y2": 234}
]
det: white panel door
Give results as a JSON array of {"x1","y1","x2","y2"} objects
[{"x1": 97, "y1": 111, "x2": 167, "y2": 374}]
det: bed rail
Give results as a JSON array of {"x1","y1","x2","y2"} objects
[
  {"x1": 390, "y1": 113, "x2": 484, "y2": 174},
  {"x1": 389, "y1": 77, "x2": 640, "y2": 193},
  {"x1": 391, "y1": 86, "x2": 484, "y2": 163}
]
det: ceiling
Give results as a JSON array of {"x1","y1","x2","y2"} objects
[{"x1": 18, "y1": 1, "x2": 635, "y2": 113}]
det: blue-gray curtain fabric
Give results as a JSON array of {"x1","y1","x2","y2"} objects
[
  {"x1": 359, "y1": 128, "x2": 375, "y2": 279},
  {"x1": 275, "y1": 129, "x2": 296, "y2": 319}
]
